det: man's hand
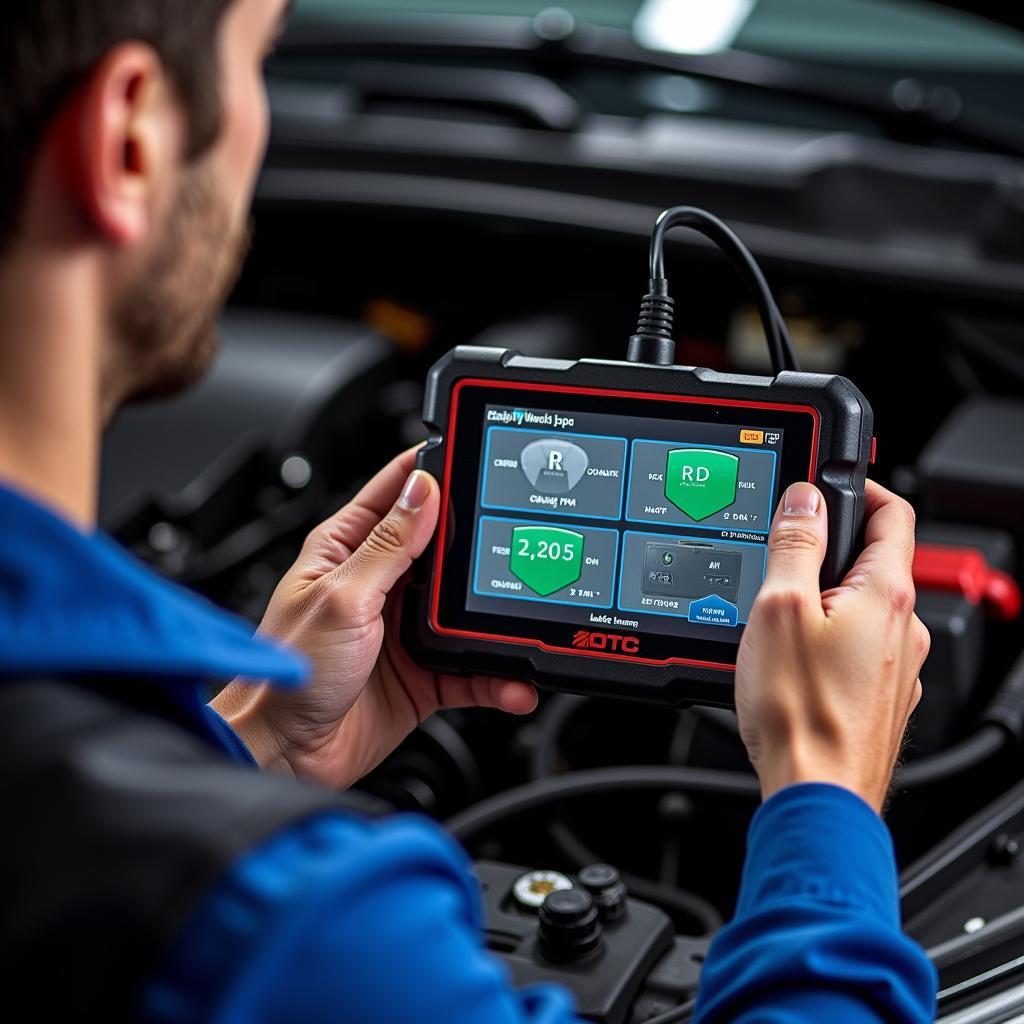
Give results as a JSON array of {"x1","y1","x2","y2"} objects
[
  {"x1": 735, "y1": 480, "x2": 930, "y2": 813},
  {"x1": 212, "y1": 448, "x2": 538, "y2": 789}
]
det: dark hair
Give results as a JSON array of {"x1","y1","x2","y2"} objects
[{"x1": 0, "y1": 0, "x2": 237, "y2": 249}]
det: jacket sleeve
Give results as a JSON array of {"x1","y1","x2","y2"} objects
[
  {"x1": 139, "y1": 811, "x2": 581, "y2": 1024},
  {"x1": 692, "y1": 783, "x2": 938, "y2": 1024}
]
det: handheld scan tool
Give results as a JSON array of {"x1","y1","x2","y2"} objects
[{"x1": 402, "y1": 209, "x2": 873, "y2": 707}]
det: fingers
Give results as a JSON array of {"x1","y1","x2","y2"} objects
[
  {"x1": 436, "y1": 676, "x2": 539, "y2": 716},
  {"x1": 761, "y1": 482, "x2": 829, "y2": 599},
  {"x1": 332, "y1": 469, "x2": 440, "y2": 614},
  {"x1": 840, "y1": 481, "x2": 917, "y2": 609},
  {"x1": 496, "y1": 681, "x2": 541, "y2": 715},
  {"x1": 298, "y1": 447, "x2": 425, "y2": 576},
  {"x1": 862, "y1": 480, "x2": 917, "y2": 569}
]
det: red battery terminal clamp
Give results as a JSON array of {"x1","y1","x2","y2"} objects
[{"x1": 914, "y1": 544, "x2": 1023, "y2": 622}]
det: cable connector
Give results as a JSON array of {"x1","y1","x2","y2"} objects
[
  {"x1": 627, "y1": 278, "x2": 676, "y2": 365},
  {"x1": 628, "y1": 207, "x2": 801, "y2": 375}
]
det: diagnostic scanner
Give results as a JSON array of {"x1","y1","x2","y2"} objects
[{"x1": 402, "y1": 209, "x2": 873, "y2": 707}]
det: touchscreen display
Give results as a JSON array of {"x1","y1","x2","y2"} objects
[
  {"x1": 469, "y1": 405, "x2": 780, "y2": 642},
  {"x1": 433, "y1": 381, "x2": 818, "y2": 667}
]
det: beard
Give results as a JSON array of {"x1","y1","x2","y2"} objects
[{"x1": 110, "y1": 165, "x2": 251, "y2": 408}]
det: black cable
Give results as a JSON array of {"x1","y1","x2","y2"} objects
[
  {"x1": 897, "y1": 651, "x2": 1024, "y2": 789},
  {"x1": 628, "y1": 206, "x2": 800, "y2": 375},
  {"x1": 528, "y1": 693, "x2": 585, "y2": 779},
  {"x1": 896, "y1": 725, "x2": 1007, "y2": 789},
  {"x1": 661, "y1": 714, "x2": 700, "y2": 888},
  {"x1": 445, "y1": 765, "x2": 762, "y2": 840},
  {"x1": 651, "y1": 207, "x2": 795, "y2": 372},
  {"x1": 668, "y1": 710, "x2": 701, "y2": 769},
  {"x1": 693, "y1": 706, "x2": 741, "y2": 736},
  {"x1": 420, "y1": 715, "x2": 485, "y2": 802}
]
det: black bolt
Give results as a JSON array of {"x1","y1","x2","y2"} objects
[
  {"x1": 579, "y1": 863, "x2": 628, "y2": 921},
  {"x1": 538, "y1": 888, "x2": 601, "y2": 963},
  {"x1": 545, "y1": 888, "x2": 591, "y2": 917}
]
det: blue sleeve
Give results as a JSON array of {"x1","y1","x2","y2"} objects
[
  {"x1": 201, "y1": 706, "x2": 259, "y2": 768},
  {"x1": 139, "y1": 812, "x2": 581, "y2": 1024},
  {"x1": 693, "y1": 783, "x2": 938, "y2": 1024}
]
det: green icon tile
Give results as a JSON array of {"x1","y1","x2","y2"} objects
[
  {"x1": 510, "y1": 525, "x2": 584, "y2": 596},
  {"x1": 664, "y1": 449, "x2": 740, "y2": 521}
]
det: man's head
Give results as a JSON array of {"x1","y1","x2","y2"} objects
[{"x1": 0, "y1": 0, "x2": 291, "y2": 410}]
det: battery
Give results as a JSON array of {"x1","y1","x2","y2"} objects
[{"x1": 641, "y1": 542, "x2": 741, "y2": 604}]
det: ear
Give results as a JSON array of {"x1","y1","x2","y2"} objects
[{"x1": 52, "y1": 43, "x2": 185, "y2": 247}]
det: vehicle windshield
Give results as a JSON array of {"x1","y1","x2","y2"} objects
[{"x1": 295, "y1": 0, "x2": 1024, "y2": 69}]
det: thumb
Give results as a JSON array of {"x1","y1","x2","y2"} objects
[
  {"x1": 335, "y1": 470, "x2": 440, "y2": 612},
  {"x1": 762, "y1": 482, "x2": 828, "y2": 594}
]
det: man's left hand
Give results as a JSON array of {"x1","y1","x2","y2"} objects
[{"x1": 212, "y1": 447, "x2": 538, "y2": 789}]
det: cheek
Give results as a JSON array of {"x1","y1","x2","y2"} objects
[{"x1": 216, "y1": 71, "x2": 270, "y2": 222}]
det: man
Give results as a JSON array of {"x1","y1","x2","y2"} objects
[{"x1": 0, "y1": 1, "x2": 936, "y2": 1021}]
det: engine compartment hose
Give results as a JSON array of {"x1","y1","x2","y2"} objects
[
  {"x1": 896, "y1": 725, "x2": 1007, "y2": 789},
  {"x1": 980, "y1": 649, "x2": 1024, "y2": 743},
  {"x1": 445, "y1": 766, "x2": 761, "y2": 841}
]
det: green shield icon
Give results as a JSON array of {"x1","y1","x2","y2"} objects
[
  {"x1": 664, "y1": 449, "x2": 740, "y2": 521},
  {"x1": 509, "y1": 525, "x2": 584, "y2": 597}
]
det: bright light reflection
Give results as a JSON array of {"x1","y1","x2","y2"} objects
[{"x1": 634, "y1": 0, "x2": 758, "y2": 55}]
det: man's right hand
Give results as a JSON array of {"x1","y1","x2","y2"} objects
[{"x1": 735, "y1": 479, "x2": 931, "y2": 813}]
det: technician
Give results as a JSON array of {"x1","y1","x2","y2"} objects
[{"x1": 0, "y1": 2, "x2": 935, "y2": 1021}]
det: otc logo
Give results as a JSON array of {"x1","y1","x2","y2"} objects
[{"x1": 572, "y1": 630, "x2": 640, "y2": 655}]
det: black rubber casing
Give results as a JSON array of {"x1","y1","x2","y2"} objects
[{"x1": 402, "y1": 347, "x2": 873, "y2": 708}]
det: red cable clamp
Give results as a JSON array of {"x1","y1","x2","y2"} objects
[{"x1": 914, "y1": 543, "x2": 1022, "y2": 621}]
